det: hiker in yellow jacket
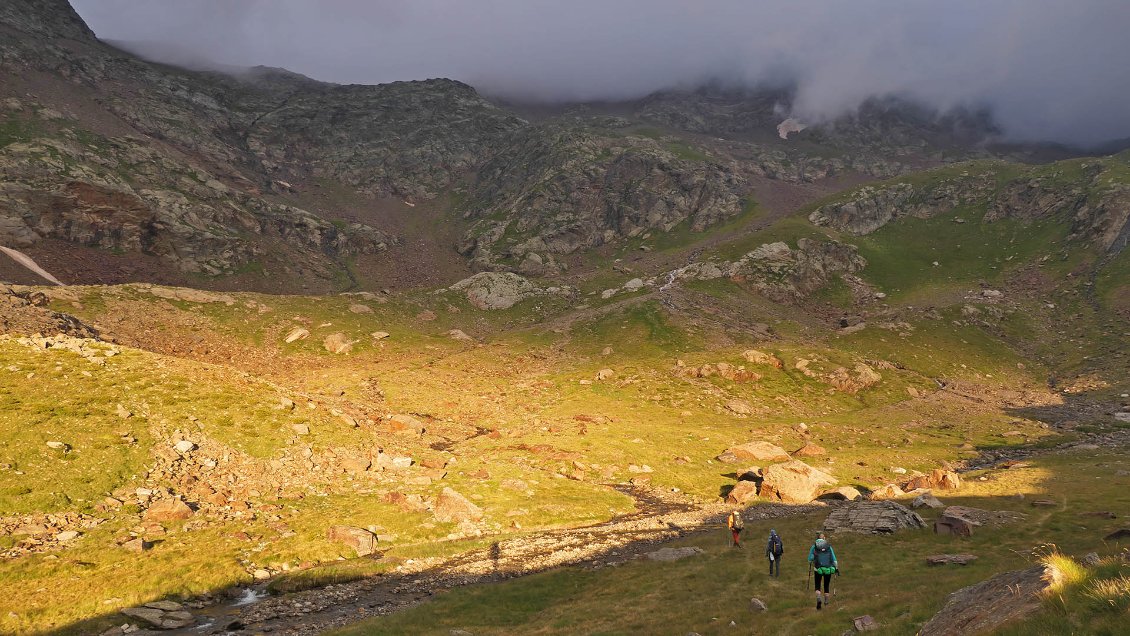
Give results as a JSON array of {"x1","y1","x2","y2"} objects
[{"x1": 727, "y1": 510, "x2": 744, "y2": 548}]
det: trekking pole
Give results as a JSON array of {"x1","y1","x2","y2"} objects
[{"x1": 806, "y1": 563, "x2": 812, "y2": 593}]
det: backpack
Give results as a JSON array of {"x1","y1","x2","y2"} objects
[
  {"x1": 812, "y1": 543, "x2": 834, "y2": 568},
  {"x1": 769, "y1": 534, "x2": 783, "y2": 555},
  {"x1": 731, "y1": 513, "x2": 744, "y2": 530}
]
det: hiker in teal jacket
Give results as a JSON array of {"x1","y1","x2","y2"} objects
[{"x1": 807, "y1": 532, "x2": 839, "y2": 610}]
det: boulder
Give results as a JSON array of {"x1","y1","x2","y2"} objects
[
  {"x1": 934, "y1": 512, "x2": 977, "y2": 537},
  {"x1": 926, "y1": 554, "x2": 978, "y2": 566},
  {"x1": 852, "y1": 615, "x2": 879, "y2": 632},
  {"x1": 792, "y1": 442, "x2": 827, "y2": 457},
  {"x1": 822, "y1": 501, "x2": 926, "y2": 534},
  {"x1": 448, "y1": 272, "x2": 549, "y2": 310},
  {"x1": 348, "y1": 303, "x2": 373, "y2": 314},
  {"x1": 759, "y1": 460, "x2": 837, "y2": 504},
  {"x1": 341, "y1": 457, "x2": 371, "y2": 473},
  {"x1": 121, "y1": 604, "x2": 194, "y2": 629},
  {"x1": 144, "y1": 499, "x2": 193, "y2": 522},
  {"x1": 749, "y1": 597, "x2": 768, "y2": 612},
  {"x1": 645, "y1": 546, "x2": 703, "y2": 562},
  {"x1": 389, "y1": 414, "x2": 426, "y2": 434},
  {"x1": 868, "y1": 484, "x2": 906, "y2": 500},
  {"x1": 284, "y1": 327, "x2": 310, "y2": 343},
  {"x1": 726, "y1": 441, "x2": 791, "y2": 463},
  {"x1": 740, "y1": 350, "x2": 782, "y2": 368},
  {"x1": 122, "y1": 538, "x2": 150, "y2": 552},
  {"x1": 327, "y1": 526, "x2": 378, "y2": 557},
  {"x1": 1104, "y1": 528, "x2": 1130, "y2": 541},
  {"x1": 323, "y1": 332, "x2": 355, "y2": 354},
  {"x1": 912, "y1": 492, "x2": 945, "y2": 509},
  {"x1": 434, "y1": 488, "x2": 484, "y2": 523},
  {"x1": 726, "y1": 480, "x2": 759, "y2": 505},
  {"x1": 918, "y1": 564, "x2": 1063, "y2": 636},
  {"x1": 725, "y1": 399, "x2": 754, "y2": 415},
  {"x1": 818, "y1": 486, "x2": 863, "y2": 502},
  {"x1": 55, "y1": 530, "x2": 80, "y2": 542},
  {"x1": 903, "y1": 469, "x2": 962, "y2": 492}
]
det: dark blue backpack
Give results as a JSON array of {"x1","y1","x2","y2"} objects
[{"x1": 813, "y1": 543, "x2": 834, "y2": 568}]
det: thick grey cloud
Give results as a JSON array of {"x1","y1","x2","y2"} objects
[{"x1": 71, "y1": 0, "x2": 1130, "y2": 145}]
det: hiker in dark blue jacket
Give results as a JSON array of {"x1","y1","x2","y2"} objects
[
  {"x1": 765, "y1": 529, "x2": 783, "y2": 577},
  {"x1": 807, "y1": 532, "x2": 839, "y2": 609}
]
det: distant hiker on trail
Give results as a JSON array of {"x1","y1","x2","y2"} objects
[
  {"x1": 765, "y1": 529, "x2": 783, "y2": 577},
  {"x1": 727, "y1": 510, "x2": 744, "y2": 548},
  {"x1": 808, "y1": 532, "x2": 839, "y2": 610}
]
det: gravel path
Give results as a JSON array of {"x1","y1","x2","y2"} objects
[{"x1": 175, "y1": 487, "x2": 824, "y2": 635}]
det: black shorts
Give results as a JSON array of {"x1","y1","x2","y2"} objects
[{"x1": 815, "y1": 571, "x2": 832, "y2": 592}]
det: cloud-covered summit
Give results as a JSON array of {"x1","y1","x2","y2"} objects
[{"x1": 73, "y1": 0, "x2": 1130, "y2": 146}]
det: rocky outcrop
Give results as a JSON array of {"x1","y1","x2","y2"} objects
[
  {"x1": 729, "y1": 239, "x2": 866, "y2": 302},
  {"x1": 121, "y1": 601, "x2": 194, "y2": 630},
  {"x1": 918, "y1": 564, "x2": 1062, "y2": 635},
  {"x1": 243, "y1": 79, "x2": 526, "y2": 201},
  {"x1": 446, "y1": 272, "x2": 573, "y2": 310},
  {"x1": 0, "y1": 285, "x2": 97, "y2": 337},
  {"x1": 651, "y1": 238, "x2": 866, "y2": 303},
  {"x1": 810, "y1": 160, "x2": 1130, "y2": 258},
  {"x1": 457, "y1": 126, "x2": 744, "y2": 270},
  {"x1": 822, "y1": 501, "x2": 926, "y2": 534}
]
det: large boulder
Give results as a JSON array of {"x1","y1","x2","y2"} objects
[
  {"x1": 918, "y1": 564, "x2": 1063, "y2": 635},
  {"x1": 792, "y1": 442, "x2": 827, "y2": 457},
  {"x1": 726, "y1": 480, "x2": 759, "y2": 505},
  {"x1": 822, "y1": 501, "x2": 926, "y2": 534},
  {"x1": 143, "y1": 499, "x2": 193, "y2": 522},
  {"x1": 741, "y1": 349, "x2": 782, "y2": 368},
  {"x1": 818, "y1": 486, "x2": 863, "y2": 502},
  {"x1": 121, "y1": 601, "x2": 194, "y2": 629},
  {"x1": 758, "y1": 460, "x2": 837, "y2": 504},
  {"x1": 868, "y1": 484, "x2": 906, "y2": 500},
  {"x1": 323, "y1": 332, "x2": 355, "y2": 354},
  {"x1": 903, "y1": 469, "x2": 962, "y2": 491},
  {"x1": 934, "y1": 511, "x2": 978, "y2": 537},
  {"x1": 726, "y1": 441, "x2": 791, "y2": 463},
  {"x1": 327, "y1": 526, "x2": 377, "y2": 557},
  {"x1": 912, "y1": 492, "x2": 946, "y2": 509},
  {"x1": 447, "y1": 272, "x2": 547, "y2": 310},
  {"x1": 434, "y1": 488, "x2": 484, "y2": 523}
]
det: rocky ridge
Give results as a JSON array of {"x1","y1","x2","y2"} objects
[{"x1": 810, "y1": 158, "x2": 1130, "y2": 256}]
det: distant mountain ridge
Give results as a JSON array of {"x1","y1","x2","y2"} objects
[{"x1": 0, "y1": 0, "x2": 1113, "y2": 290}]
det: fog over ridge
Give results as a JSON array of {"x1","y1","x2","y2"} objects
[{"x1": 72, "y1": 0, "x2": 1130, "y2": 146}]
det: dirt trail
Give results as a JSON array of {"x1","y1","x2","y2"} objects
[{"x1": 176, "y1": 488, "x2": 823, "y2": 635}]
